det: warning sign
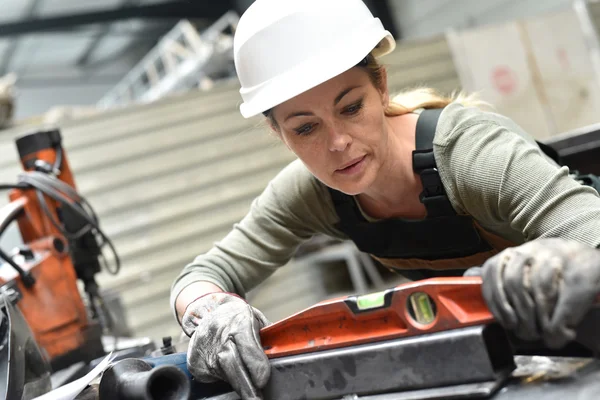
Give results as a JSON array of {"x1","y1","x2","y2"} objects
[{"x1": 491, "y1": 66, "x2": 518, "y2": 95}]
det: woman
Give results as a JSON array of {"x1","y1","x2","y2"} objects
[{"x1": 171, "y1": 0, "x2": 600, "y2": 398}]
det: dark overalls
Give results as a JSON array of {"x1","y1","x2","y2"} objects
[{"x1": 326, "y1": 108, "x2": 600, "y2": 280}]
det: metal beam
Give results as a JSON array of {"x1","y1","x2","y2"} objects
[
  {"x1": 364, "y1": 0, "x2": 401, "y2": 40},
  {"x1": 76, "y1": 0, "x2": 143, "y2": 67},
  {"x1": 233, "y1": 0, "x2": 255, "y2": 15},
  {"x1": 17, "y1": 75, "x2": 126, "y2": 88},
  {"x1": 0, "y1": 0, "x2": 44, "y2": 75},
  {"x1": 0, "y1": 1, "x2": 231, "y2": 37}
]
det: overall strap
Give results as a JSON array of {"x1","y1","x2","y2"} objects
[
  {"x1": 536, "y1": 140, "x2": 562, "y2": 165},
  {"x1": 327, "y1": 186, "x2": 368, "y2": 223},
  {"x1": 412, "y1": 108, "x2": 455, "y2": 218},
  {"x1": 325, "y1": 106, "x2": 491, "y2": 262}
]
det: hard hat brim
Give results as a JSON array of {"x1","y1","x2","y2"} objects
[{"x1": 239, "y1": 20, "x2": 396, "y2": 119}]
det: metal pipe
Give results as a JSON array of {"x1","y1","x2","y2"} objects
[{"x1": 99, "y1": 358, "x2": 190, "y2": 400}]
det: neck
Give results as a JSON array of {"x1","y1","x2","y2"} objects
[{"x1": 357, "y1": 114, "x2": 426, "y2": 220}]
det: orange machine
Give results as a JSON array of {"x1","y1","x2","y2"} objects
[{"x1": 0, "y1": 129, "x2": 117, "y2": 370}]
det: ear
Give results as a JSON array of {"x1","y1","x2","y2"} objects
[
  {"x1": 267, "y1": 118, "x2": 279, "y2": 134},
  {"x1": 266, "y1": 117, "x2": 292, "y2": 150},
  {"x1": 378, "y1": 67, "x2": 390, "y2": 108}
]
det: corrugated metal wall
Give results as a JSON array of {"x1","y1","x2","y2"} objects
[{"x1": 0, "y1": 35, "x2": 460, "y2": 342}]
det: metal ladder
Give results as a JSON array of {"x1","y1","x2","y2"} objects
[{"x1": 97, "y1": 11, "x2": 239, "y2": 109}]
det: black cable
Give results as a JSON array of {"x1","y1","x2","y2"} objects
[
  {"x1": 53, "y1": 146, "x2": 63, "y2": 172},
  {"x1": 81, "y1": 199, "x2": 99, "y2": 225},
  {"x1": 97, "y1": 237, "x2": 120, "y2": 276},
  {"x1": 36, "y1": 189, "x2": 92, "y2": 240},
  {"x1": 28, "y1": 176, "x2": 91, "y2": 240},
  {"x1": 42, "y1": 174, "x2": 120, "y2": 274},
  {"x1": 94, "y1": 292, "x2": 120, "y2": 347},
  {"x1": 0, "y1": 247, "x2": 35, "y2": 287},
  {"x1": 0, "y1": 170, "x2": 121, "y2": 278},
  {"x1": 16, "y1": 172, "x2": 121, "y2": 275},
  {"x1": 0, "y1": 183, "x2": 28, "y2": 190}
]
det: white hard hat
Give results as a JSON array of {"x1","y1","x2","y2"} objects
[{"x1": 233, "y1": 0, "x2": 396, "y2": 118}]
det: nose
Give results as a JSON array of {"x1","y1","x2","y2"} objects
[{"x1": 327, "y1": 126, "x2": 352, "y2": 152}]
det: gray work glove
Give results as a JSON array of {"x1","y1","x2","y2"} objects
[
  {"x1": 181, "y1": 292, "x2": 271, "y2": 400},
  {"x1": 465, "y1": 238, "x2": 600, "y2": 349}
]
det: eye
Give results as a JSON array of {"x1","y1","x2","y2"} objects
[
  {"x1": 343, "y1": 99, "x2": 364, "y2": 115},
  {"x1": 294, "y1": 123, "x2": 316, "y2": 136}
]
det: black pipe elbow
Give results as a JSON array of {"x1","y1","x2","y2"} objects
[{"x1": 99, "y1": 358, "x2": 190, "y2": 400}]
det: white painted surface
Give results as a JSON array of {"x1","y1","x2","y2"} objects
[
  {"x1": 447, "y1": 21, "x2": 554, "y2": 139},
  {"x1": 447, "y1": 8, "x2": 600, "y2": 139},
  {"x1": 524, "y1": 9, "x2": 600, "y2": 134}
]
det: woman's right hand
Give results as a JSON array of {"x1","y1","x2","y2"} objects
[{"x1": 181, "y1": 292, "x2": 272, "y2": 400}]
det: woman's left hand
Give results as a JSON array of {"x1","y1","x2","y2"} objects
[{"x1": 468, "y1": 238, "x2": 600, "y2": 349}]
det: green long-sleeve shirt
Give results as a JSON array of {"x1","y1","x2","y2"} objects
[{"x1": 170, "y1": 102, "x2": 600, "y2": 315}]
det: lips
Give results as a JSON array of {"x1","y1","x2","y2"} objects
[{"x1": 337, "y1": 155, "x2": 366, "y2": 171}]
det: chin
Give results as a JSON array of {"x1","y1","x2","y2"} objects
[
  {"x1": 329, "y1": 178, "x2": 370, "y2": 196},
  {"x1": 329, "y1": 169, "x2": 376, "y2": 196}
]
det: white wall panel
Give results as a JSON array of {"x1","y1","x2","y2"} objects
[
  {"x1": 447, "y1": 21, "x2": 554, "y2": 139},
  {"x1": 524, "y1": 9, "x2": 600, "y2": 133},
  {"x1": 448, "y1": 7, "x2": 600, "y2": 139}
]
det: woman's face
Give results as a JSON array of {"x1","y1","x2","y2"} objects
[{"x1": 271, "y1": 67, "x2": 390, "y2": 195}]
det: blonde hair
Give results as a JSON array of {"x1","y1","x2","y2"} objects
[
  {"x1": 265, "y1": 52, "x2": 491, "y2": 128},
  {"x1": 361, "y1": 54, "x2": 491, "y2": 116}
]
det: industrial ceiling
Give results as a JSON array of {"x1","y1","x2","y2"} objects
[{"x1": 0, "y1": 0, "x2": 238, "y2": 90}]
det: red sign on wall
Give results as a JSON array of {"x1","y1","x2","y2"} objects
[{"x1": 491, "y1": 66, "x2": 518, "y2": 95}]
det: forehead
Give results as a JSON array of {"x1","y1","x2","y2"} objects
[{"x1": 273, "y1": 68, "x2": 371, "y2": 116}]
